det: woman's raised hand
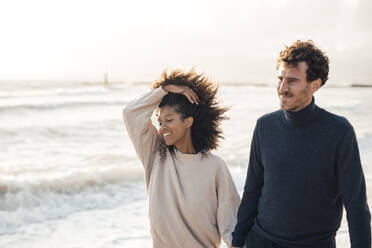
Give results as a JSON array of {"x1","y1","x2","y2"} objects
[{"x1": 162, "y1": 85, "x2": 199, "y2": 105}]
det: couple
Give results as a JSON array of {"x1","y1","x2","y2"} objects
[{"x1": 123, "y1": 40, "x2": 371, "y2": 248}]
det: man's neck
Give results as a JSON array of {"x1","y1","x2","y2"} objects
[{"x1": 283, "y1": 97, "x2": 319, "y2": 127}]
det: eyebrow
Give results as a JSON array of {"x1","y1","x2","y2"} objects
[
  {"x1": 157, "y1": 114, "x2": 175, "y2": 121},
  {"x1": 277, "y1": 76, "x2": 299, "y2": 81}
]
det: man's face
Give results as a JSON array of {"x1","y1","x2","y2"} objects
[{"x1": 277, "y1": 62, "x2": 318, "y2": 112}]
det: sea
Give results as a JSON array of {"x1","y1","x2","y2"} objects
[{"x1": 0, "y1": 81, "x2": 371, "y2": 248}]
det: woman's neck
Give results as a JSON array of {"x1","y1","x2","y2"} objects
[{"x1": 175, "y1": 133, "x2": 196, "y2": 154}]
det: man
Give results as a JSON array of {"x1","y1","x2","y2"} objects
[{"x1": 232, "y1": 40, "x2": 371, "y2": 248}]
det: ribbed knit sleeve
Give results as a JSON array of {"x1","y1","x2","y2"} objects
[
  {"x1": 337, "y1": 122, "x2": 371, "y2": 248},
  {"x1": 123, "y1": 87, "x2": 168, "y2": 189},
  {"x1": 216, "y1": 162, "x2": 241, "y2": 248},
  {"x1": 232, "y1": 121, "x2": 264, "y2": 247}
]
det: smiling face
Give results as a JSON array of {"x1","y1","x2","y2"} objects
[
  {"x1": 157, "y1": 105, "x2": 193, "y2": 147},
  {"x1": 277, "y1": 61, "x2": 321, "y2": 112}
]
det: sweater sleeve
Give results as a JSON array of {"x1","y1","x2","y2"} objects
[
  {"x1": 337, "y1": 123, "x2": 371, "y2": 248},
  {"x1": 232, "y1": 121, "x2": 264, "y2": 247},
  {"x1": 123, "y1": 87, "x2": 168, "y2": 189},
  {"x1": 215, "y1": 162, "x2": 241, "y2": 248}
]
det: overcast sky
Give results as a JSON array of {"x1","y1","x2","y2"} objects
[{"x1": 0, "y1": 0, "x2": 371, "y2": 84}]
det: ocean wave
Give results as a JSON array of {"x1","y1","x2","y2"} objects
[
  {"x1": 0, "y1": 100, "x2": 128, "y2": 112},
  {"x1": 0, "y1": 180, "x2": 147, "y2": 234},
  {"x1": 0, "y1": 166, "x2": 143, "y2": 198},
  {"x1": 0, "y1": 84, "x2": 131, "y2": 98},
  {"x1": 0, "y1": 165, "x2": 146, "y2": 234}
]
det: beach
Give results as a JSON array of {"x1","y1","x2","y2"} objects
[{"x1": 0, "y1": 81, "x2": 371, "y2": 247}]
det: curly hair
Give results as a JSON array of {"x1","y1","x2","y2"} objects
[
  {"x1": 276, "y1": 40, "x2": 330, "y2": 86},
  {"x1": 152, "y1": 69, "x2": 229, "y2": 160}
]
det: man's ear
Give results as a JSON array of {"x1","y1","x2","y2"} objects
[
  {"x1": 311, "y1": 78, "x2": 322, "y2": 93},
  {"x1": 184, "y1": 116, "x2": 194, "y2": 128}
]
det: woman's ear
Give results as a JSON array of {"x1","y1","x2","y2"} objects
[{"x1": 184, "y1": 116, "x2": 194, "y2": 128}]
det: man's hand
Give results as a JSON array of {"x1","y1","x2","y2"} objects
[{"x1": 162, "y1": 85, "x2": 199, "y2": 105}]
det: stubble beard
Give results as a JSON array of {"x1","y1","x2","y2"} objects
[{"x1": 279, "y1": 88, "x2": 311, "y2": 112}]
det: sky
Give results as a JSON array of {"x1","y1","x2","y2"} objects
[{"x1": 0, "y1": 0, "x2": 371, "y2": 84}]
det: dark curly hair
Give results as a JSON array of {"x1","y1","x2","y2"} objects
[
  {"x1": 152, "y1": 69, "x2": 229, "y2": 160},
  {"x1": 276, "y1": 40, "x2": 330, "y2": 86}
]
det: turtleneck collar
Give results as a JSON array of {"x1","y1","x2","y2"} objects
[{"x1": 282, "y1": 97, "x2": 320, "y2": 127}]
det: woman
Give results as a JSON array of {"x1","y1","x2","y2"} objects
[{"x1": 123, "y1": 69, "x2": 240, "y2": 248}]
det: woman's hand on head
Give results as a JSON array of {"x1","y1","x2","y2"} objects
[{"x1": 162, "y1": 85, "x2": 199, "y2": 105}]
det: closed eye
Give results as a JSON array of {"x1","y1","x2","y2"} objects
[{"x1": 158, "y1": 119, "x2": 173, "y2": 126}]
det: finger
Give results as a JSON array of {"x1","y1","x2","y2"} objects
[
  {"x1": 186, "y1": 90, "x2": 198, "y2": 105},
  {"x1": 189, "y1": 90, "x2": 199, "y2": 105},
  {"x1": 184, "y1": 91, "x2": 194, "y2": 104}
]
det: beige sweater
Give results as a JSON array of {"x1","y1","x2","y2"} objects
[{"x1": 123, "y1": 87, "x2": 241, "y2": 248}]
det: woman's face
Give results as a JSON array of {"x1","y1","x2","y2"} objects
[{"x1": 157, "y1": 105, "x2": 193, "y2": 146}]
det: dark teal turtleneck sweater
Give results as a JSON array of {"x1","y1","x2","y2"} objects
[{"x1": 232, "y1": 98, "x2": 371, "y2": 248}]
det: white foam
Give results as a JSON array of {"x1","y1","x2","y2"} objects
[
  {"x1": 0, "y1": 179, "x2": 146, "y2": 234},
  {"x1": 0, "y1": 165, "x2": 144, "y2": 196}
]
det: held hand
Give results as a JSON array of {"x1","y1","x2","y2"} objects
[{"x1": 162, "y1": 85, "x2": 199, "y2": 105}]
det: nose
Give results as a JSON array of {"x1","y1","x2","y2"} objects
[
  {"x1": 159, "y1": 125, "x2": 167, "y2": 133},
  {"x1": 278, "y1": 80, "x2": 288, "y2": 93}
]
